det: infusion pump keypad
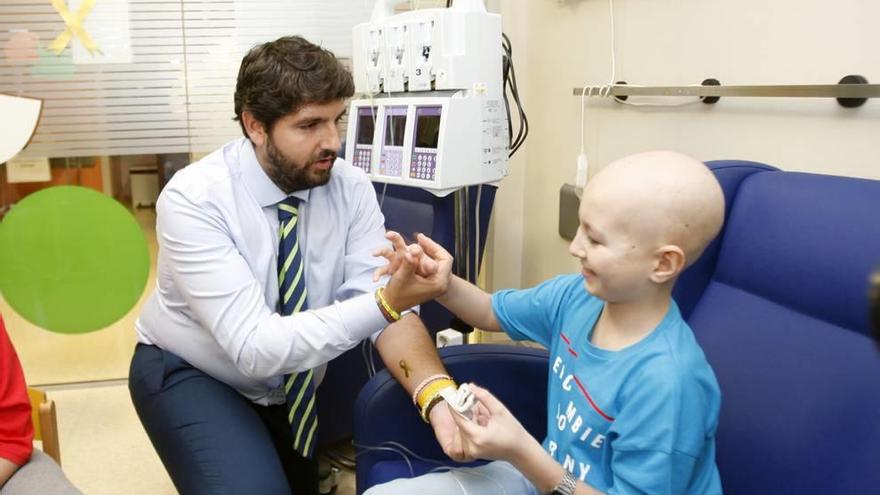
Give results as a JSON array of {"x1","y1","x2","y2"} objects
[
  {"x1": 410, "y1": 149, "x2": 437, "y2": 181},
  {"x1": 353, "y1": 147, "x2": 372, "y2": 174},
  {"x1": 379, "y1": 149, "x2": 404, "y2": 177}
]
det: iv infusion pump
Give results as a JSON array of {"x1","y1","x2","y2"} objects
[
  {"x1": 347, "y1": 93, "x2": 507, "y2": 195},
  {"x1": 346, "y1": 0, "x2": 508, "y2": 197}
]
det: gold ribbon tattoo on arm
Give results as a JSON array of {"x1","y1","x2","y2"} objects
[{"x1": 399, "y1": 360, "x2": 412, "y2": 378}]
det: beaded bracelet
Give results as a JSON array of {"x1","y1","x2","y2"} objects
[
  {"x1": 412, "y1": 374, "x2": 453, "y2": 405},
  {"x1": 416, "y1": 379, "x2": 455, "y2": 410}
]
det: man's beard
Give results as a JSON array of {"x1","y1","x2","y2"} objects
[{"x1": 264, "y1": 136, "x2": 335, "y2": 193}]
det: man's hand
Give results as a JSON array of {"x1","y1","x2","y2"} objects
[
  {"x1": 372, "y1": 231, "x2": 440, "y2": 281},
  {"x1": 428, "y1": 401, "x2": 468, "y2": 462},
  {"x1": 374, "y1": 232, "x2": 454, "y2": 311}
]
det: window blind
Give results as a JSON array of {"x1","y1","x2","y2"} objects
[{"x1": 0, "y1": 0, "x2": 373, "y2": 159}]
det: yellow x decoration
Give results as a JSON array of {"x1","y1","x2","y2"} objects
[{"x1": 48, "y1": 0, "x2": 102, "y2": 56}]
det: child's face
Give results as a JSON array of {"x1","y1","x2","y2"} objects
[{"x1": 568, "y1": 184, "x2": 659, "y2": 303}]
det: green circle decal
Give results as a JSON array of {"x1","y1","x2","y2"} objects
[{"x1": 0, "y1": 186, "x2": 150, "y2": 334}]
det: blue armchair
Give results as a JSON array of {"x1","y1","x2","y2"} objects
[
  {"x1": 673, "y1": 160, "x2": 880, "y2": 494},
  {"x1": 354, "y1": 344, "x2": 549, "y2": 493},
  {"x1": 353, "y1": 160, "x2": 880, "y2": 494}
]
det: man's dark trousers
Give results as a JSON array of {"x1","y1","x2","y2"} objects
[{"x1": 129, "y1": 343, "x2": 319, "y2": 495}]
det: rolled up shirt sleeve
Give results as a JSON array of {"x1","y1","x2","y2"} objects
[{"x1": 157, "y1": 187, "x2": 388, "y2": 380}]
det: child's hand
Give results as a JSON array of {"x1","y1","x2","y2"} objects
[
  {"x1": 372, "y1": 231, "x2": 439, "y2": 282},
  {"x1": 448, "y1": 383, "x2": 534, "y2": 463},
  {"x1": 379, "y1": 232, "x2": 454, "y2": 311}
]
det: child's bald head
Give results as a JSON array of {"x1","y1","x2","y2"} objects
[{"x1": 583, "y1": 150, "x2": 724, "y2": 270}]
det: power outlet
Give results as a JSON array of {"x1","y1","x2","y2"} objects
[
  {"x1": 436, "y1": 328, "x2": 464, "y2": 347},
  {"x1": 559, "y1": 183, "x2": 582, "y2": 241}
]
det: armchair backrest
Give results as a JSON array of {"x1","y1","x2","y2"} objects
[{"x1": 676, "y1": 161, "x2": 880, "y2": 494}]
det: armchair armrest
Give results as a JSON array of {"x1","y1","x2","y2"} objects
[{"x1": 354, "y1": 343, "x2": 549, "y2": 493}]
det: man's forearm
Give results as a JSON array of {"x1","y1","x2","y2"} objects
[
  {"x1": 436, "y1": 276, "x2": 501, "y2": 332},
  {"x1": 374, "y1": 313, "x2": 449, "y2": 397}
]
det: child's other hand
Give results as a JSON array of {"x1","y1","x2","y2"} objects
[
  {"x1": 380, "y1": 232, "x2": 453, "y2": 311},
  {"x1": 372, "y1": 231, "x2": 439, "y2": 282},
  {"x1": 449, "y1": 383, "x2": 533, "y2": 463}
]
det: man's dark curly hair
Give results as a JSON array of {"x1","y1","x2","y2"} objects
[{"x1": 233, "y1": 36, "x2": 354, "y2": 138}]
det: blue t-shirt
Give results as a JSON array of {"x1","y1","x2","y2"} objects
[{"x1": 492, "y1": 274, "x2": 722, "y2": 495}]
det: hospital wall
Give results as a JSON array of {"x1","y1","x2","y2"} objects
[{"x1": 484, "y1": 0, "x2": 880, "y2": 291}]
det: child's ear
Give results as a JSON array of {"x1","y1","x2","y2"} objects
[{"x1": 651, "y1": 245, "x2": 686, "y2": 284}]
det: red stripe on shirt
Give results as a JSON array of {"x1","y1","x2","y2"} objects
[{"x1": 573, "y1": 375, "x2": 615, "y2": 422}]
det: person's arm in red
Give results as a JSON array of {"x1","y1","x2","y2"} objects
[{"x1": 0, "y1": 315, "x2": 34, "y2": 487}]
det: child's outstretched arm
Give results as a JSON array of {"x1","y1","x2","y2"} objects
[
  {"x1": 437, "y1": 271, "x2": 502, "y2": 333},
  {"x1": 415, "y1": 234, "x2": 502, "y2": 332},
  {"x1": 452, "y1": 384, "x2": 603, "y2": 495}
]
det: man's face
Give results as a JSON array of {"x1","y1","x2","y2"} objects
[{"x1": 254, "y1": 99, "x2": 347, "y2": 193}]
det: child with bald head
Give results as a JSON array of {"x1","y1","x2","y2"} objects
[{"x1": 367, "y1": 151, "x2": 725, "y2": 495}]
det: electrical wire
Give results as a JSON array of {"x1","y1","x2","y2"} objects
[
  {"x1": 439, "y1": 467, "x2": 510, "y2": 495},
  {"x1": 607, "y1": 0, "x2": 616, "y2": 92},
  {"x1": 581, "y1": 0, "x2": 703, "y2": 108},
  {"x1": 323, "y1": 447, "x2": 357, "y2": 470},
  {"x1": 355, "y1": 441, "x2": 456, "y2": 469},
  {"x1": 354, "y1": 440, "x2": 457, "y2": 478},
  {"x1": 474, "y1": 184, "x2": 482, "y2": 285},
  {"x1": 501, "y1": 33, "x2": 528, "y2": 158},
  {"x1": 450, "y1": 472, "x2": 470, "y2": 495},
  {"x1": 355, "y1": 441, "x2": 512, "y2": 495},
  {"x1": 361, "y1": 340, "x2": 373, "y2": 377}
]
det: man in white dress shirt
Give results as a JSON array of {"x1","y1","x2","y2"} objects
[{"x1": 128, "y1": 36, "x2": 459, "y2": 495}]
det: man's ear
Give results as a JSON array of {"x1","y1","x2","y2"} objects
[
  {"x1": 241, "y1": 111, "x2": 267, "y2": 147},
  {"x1": 650, "y1": 245, "x2": 686, "y2": 284}
]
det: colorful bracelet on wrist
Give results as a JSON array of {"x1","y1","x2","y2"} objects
[
  {"x1": 417, "y1": 380, "x2": 456, "y2": 423},
  {"x1": 375, "y1": 287, "x2": 401, "y2": 323},
  {"x1": 417, "y1": 379, "x2": 455, "y2": 410},
  {"x1": 412, "y1": 374, "x2": 452, "y2": 405},
  {"x1": 420, "y1": 393, "x2": 447, "y2": 423},
  {"x1": 412, "y1": 374, "x2": 457, "y2": 423}
]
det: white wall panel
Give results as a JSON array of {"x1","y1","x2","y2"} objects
[{"x1": 1, "y1": 0, "x2": 374, "y2": 159}]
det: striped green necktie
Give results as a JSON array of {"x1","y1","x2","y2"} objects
[{"x1": 277, "y1": 197, "x2": 317, "y2": 458}]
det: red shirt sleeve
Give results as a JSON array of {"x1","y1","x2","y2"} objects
[{"x1": 0, "y1": 315, "x2": 34, "y2": 465}]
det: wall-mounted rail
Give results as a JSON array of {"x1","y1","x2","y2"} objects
[{"x1": 573, "y1": 75, "x2": 878, "y2": 107}]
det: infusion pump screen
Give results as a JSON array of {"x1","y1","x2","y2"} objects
[
  {"x1": 415, "y1": 114, "x2": 441, "y2": 149},
  {"x1": 384, "y1": 115, "x2": 407, "y2": 146},
  {"x1": 356, "y1": 112, "x2": 375, "y2": 145}
]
